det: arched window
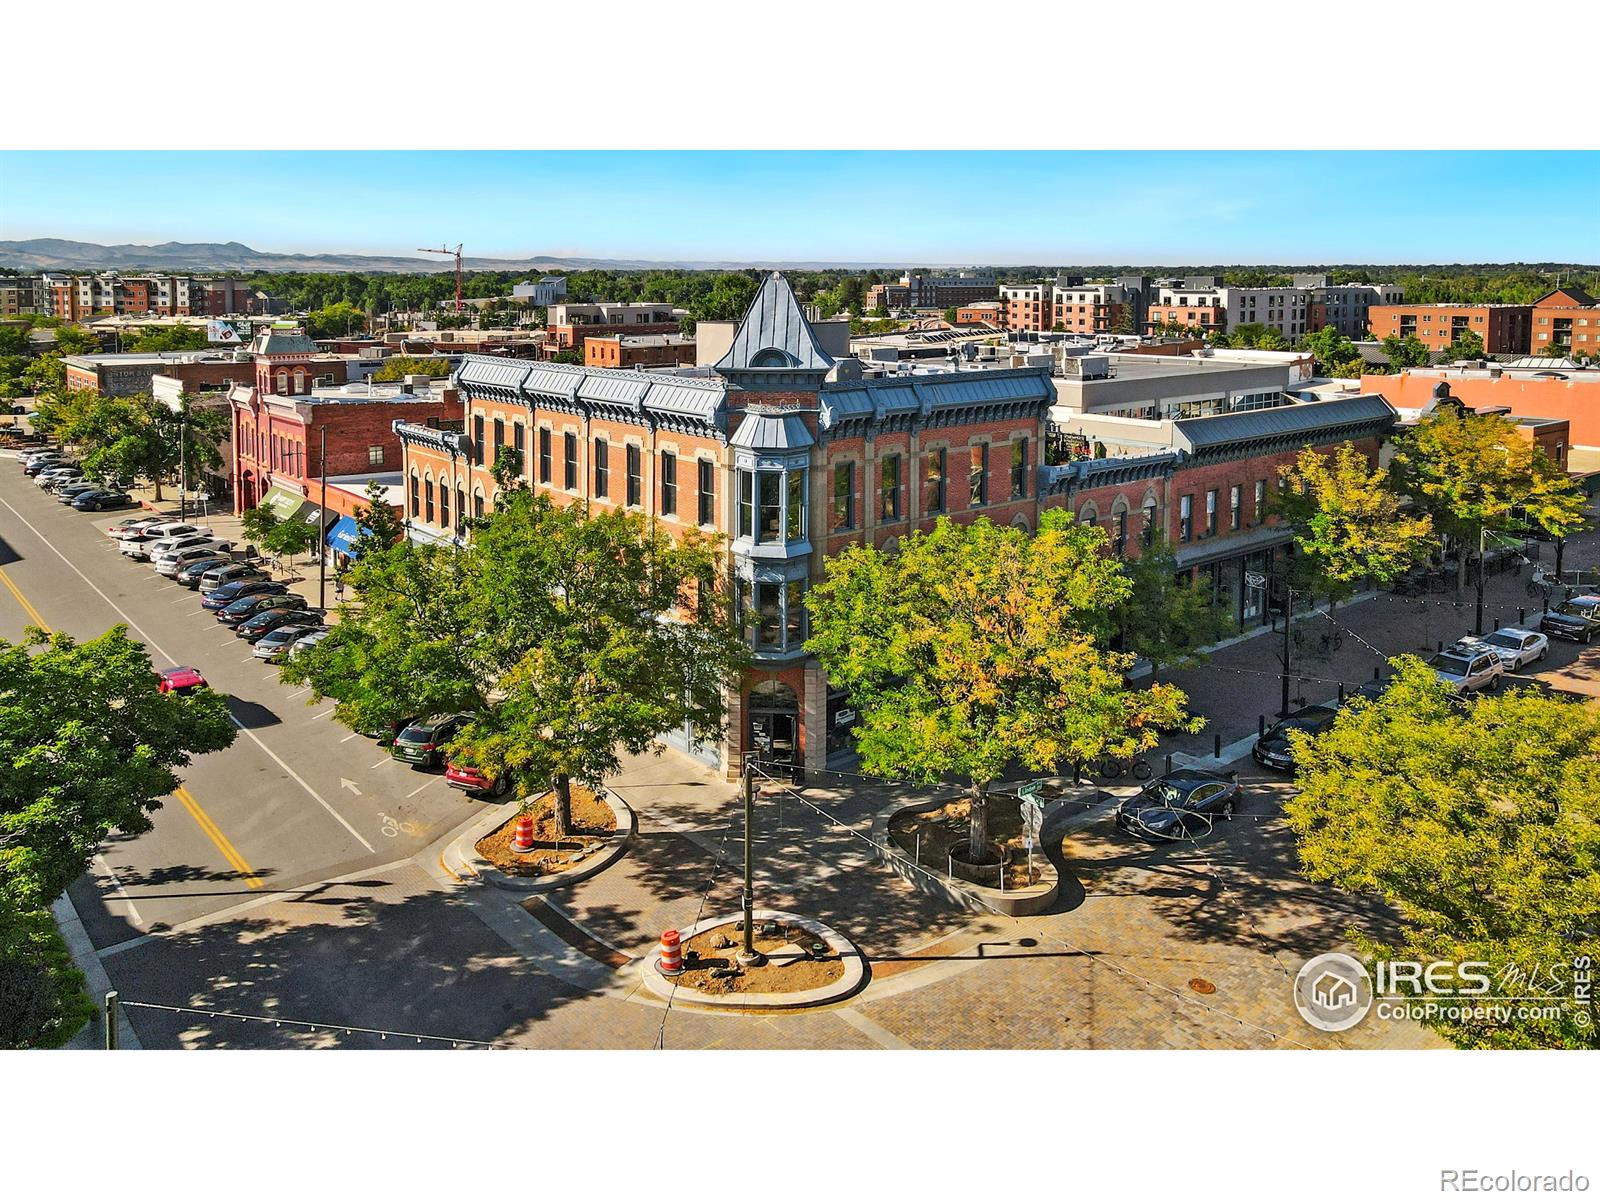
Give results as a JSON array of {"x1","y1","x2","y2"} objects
[
  {"x1": 1010, "y1": 512, "x2": 1031, "y2": 532},
  {"x1": 424, "y1": 473, "x2": 435, "y2": 524},
  {"x1": 293, "y1": 370, "x2": 306, "y2": 394},
  {"x1": 1110, "y1": 496, "x2": 1131, "y2": 555},
  {"x1": 1078, "y1": 501, "x2": 1099, "y2": 526},
  {"x1": 410, "y1": 470, "x2": 419, "y2": 518},
  {"x1": 456, "y1": 484, "x2": 466, "y2": 532},
  {"x1": 275, "y1": 369, "x2": 288, "y2": 395},
  {"x1": 473, "y1": 488, "x2": 485, "y2": 519},
  {"x1": 750, "y1": 348, "x2": 791, "y2": 368},
  {"x1": 438, "y1": 482, "x2": 449, "y2": 531}
]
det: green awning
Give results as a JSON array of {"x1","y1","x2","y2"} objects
[{"x1": 260, "y1": 485, "x2": 307, "y2": 520}]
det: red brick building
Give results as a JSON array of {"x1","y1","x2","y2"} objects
[
  {"x1": 583, "y1": 332, "x2": 698, "y2": 369},
  {"x1": 1368, "y1": 303, "x2": 1532, "y2": 355},
  {"x1": 1145, "y1": 301, "x2": 1227, "y2": 336},
  {"x1": 63, "y1": 350, "x2": 260, "y2": 396},
  {"x1": 954, "y1": 302, "x2": 1004, "y2": 327},
  {"x1": 543, "y1": 302, "x2": 682, "y2": 359},
  {"x1": 999, "y1": 282, "x2": 1052, "y2": 332},
  {"x1": 1530, "y1": 286, "x2": 1599, "y2": 356}
]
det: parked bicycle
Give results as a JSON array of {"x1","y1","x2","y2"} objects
[{"x1": 1098, "y1": 754, "x2": 1154, "y2": 781}]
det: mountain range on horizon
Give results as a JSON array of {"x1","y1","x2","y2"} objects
[{"x1": 0, "y1": 238, "x2": 915, "y2": 274}]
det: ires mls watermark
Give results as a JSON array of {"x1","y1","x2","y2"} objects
[{"x1": 1292, "y1": 951, "x2": 1593, "y2": 1033}]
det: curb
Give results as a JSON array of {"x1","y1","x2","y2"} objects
[
  {"x1": 442, "y1": 788, "x2": 635, "y2": 893},
  {"x1": 865, "y1": 786, "x2": 1095, "y2": 917},
  {"x1": 635, "y1": 908, "x2": 866, "y2": 1010}
]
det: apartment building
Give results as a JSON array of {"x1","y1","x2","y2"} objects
[
  {"x1": 999, "y1": 281, "x2": 1054, "y2": 332},
  {"x1": 1051, "y1": 282, "x2": 1132, "y2": 334},
  {"x1": 1368, "y1": 303, "x2": 1532, "y2": 355},
  {"x1": 543, "y1": 302, "x2": 684, "y2": 358},
  {"x1": 44, "y1": 272, "x2": 265, "y2": 319},
  {"x1": 1530, "y1": 286, "x2": 1600, "y2": 355},
  {"x1": 0, "y1": 276, "x2": 49, "y2": 316},
  {"x1": 1147, "y1": 277, "x2": 1404, "y2": 339},
  {"x1": 512, "y1": 276, "x2": 569, "y2": 307},
  {"x1": 865, "y1": 270, "x2": 998, "y2": 311},
  {"x1": 583, "y1": 332, "x2": 698, "y2": 369}
]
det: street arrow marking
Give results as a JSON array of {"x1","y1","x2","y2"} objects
[{"x1": 340, "y1": 778, "x2": 362, "y2": 796}]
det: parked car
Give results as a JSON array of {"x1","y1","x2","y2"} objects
[
  {"x1": 444, "y1": 761, "x2": 509, "y2": 797},
  {"x1": 218, "y1": 593, "x2": 307, "y2": 626},
  {"x1": 1252, "y1": 704, "x2": 1341, "y2": 771},
  {"x1": 155, "y1": 665, "x2": 208, "y2": 695},
  {"x1": 71, "y1": 488, "x2": 135, "y2": 512},
  {"x1": 252, "y1": 621, "x2": 325, "y2": 660},
  {"x1": 287, "y1": 627, "x2": 332, "y2": 658},
  {"x1": 1428, "y1": 647, "x2": 1504, "y2": 695},
  {"x1": 199, "y1": 562, "x2": 267, "y2": 594},
  {"x1": 1540, "y1": 595, "x2": 1600, "y2": 645},
  {"x1": 37, "y1": 467, "x2": 83, "y2": 490},
  {"x1": 391, "y1": 714, "x2": 469, "y2": 768},
  {"x1": 23, "y1": 455, "x2": 69, "y2": 476},
  {"x1": 203, "y1": 579, "x2": 286, "y2": 611},
  {"x1": 154, "y1": 542, "x2": 235, "y2": 578},
  {"x1": 119, "y1": 522, "x2": 210, "y2": 558},
  {"x1": 175, "y1": 556, "x2": 234, "y2": 587},
  {"x1": 363, "y1": 715, "x2": 419, "y2": 745},
  {"x1": 146, "y1": 534, "x2": 229, "y2": 569},
  {"x1": 105, "y1": 515, "x2": 158, "y2": 536},
  {"x1": 237, "y1": 608, "x2": 321, "y2": 643},
  {"x1": 55, "y1": 480, "x2": 103, "y2": 503},
  {"x1": 1115, "y1": 769, "x2": 1242, "y2": 841},
  {"x1": 1456, "y1": 628, "x2": 1549, "y2": 672}
]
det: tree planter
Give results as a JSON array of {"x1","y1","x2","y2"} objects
[
  {"x1": 636, "y1": 909, "x2": 865, "y2": 1009},
  {"x1": 442, "y1": 787, "x2": 636, "y2": 893}
]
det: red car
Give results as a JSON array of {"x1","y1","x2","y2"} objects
[
  {"x1": 156, "y1": 666, "x2": 208, "y2": 695},
  {"x1": 444, "y1": 762, "x2": 509, "y2": 797}
]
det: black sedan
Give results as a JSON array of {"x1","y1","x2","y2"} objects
[
  {"x1": 175, "y1": 556, "x2": 233, "y2": 588},
  {"x1": 1540, "y1": 595, "x2": 1600, "y2": 644},
  {"x1": 236, "y1": 606, "x2": 322, "y2": 642},
  {"x1": 1252, "y1": 703, "x2": 1341, "y2": 771},
  {"x1": 1115, "y1": 770, "x2": 1242, "y2": 841},
  {"x1": 71, "y1": 488, "x2": 134, "y2": 512},
  {"x1": 218, "y1": 593, "x2": 306, "y2": 626},
  {"x1": 202, "y1": 579, "x2": 287, "y2": 611},
  {"x1": 55, "y1": 480, "x2": 103, "y2": 504}
]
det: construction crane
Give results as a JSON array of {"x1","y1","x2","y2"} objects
[{"x1": 416, "y1": 243, "x2": 464, "y2": 313}]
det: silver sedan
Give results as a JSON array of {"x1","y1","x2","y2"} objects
[{"x1": 1457, "y1": 628, "x2": 1549, "y2": 672}]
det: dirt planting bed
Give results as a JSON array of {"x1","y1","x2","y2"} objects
[
  {"x1": 475, "y1": 785, "x2": 618, "y2": 877},
  {"x1": 669, "y1": 920, "x2": 846, "y2": 996},
  {"x1": 888, "y1": 792, "x2": 1049, "y2": 890}
]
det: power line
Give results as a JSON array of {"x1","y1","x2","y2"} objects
[
  {"x1": 747, "y1": 762, "x2": 1313, "y2": 1049},
  {"x1": 652, "y1": 807, "x2": 736, "y2": 1050},
  {"x1": 116, "y1": 999, "x2": 510, "y2": 1048}
]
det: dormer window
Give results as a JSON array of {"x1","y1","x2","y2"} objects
[{"x1": 750, "y1": 348, "x2": 791, "y2": 368}]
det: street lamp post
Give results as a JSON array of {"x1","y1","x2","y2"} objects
[
  {"x1": 738, "y1": 758, "x2": 765, "y2": 969},
  {"x1": 1250, "y1": 564, "x2": 1296, "y2": 717}
]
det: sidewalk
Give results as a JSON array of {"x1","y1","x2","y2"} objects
[{"x1": 1155, "y1": 525, "x2": 1600, "y2": 759}]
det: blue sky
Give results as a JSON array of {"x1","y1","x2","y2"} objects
[{"x1": 2, "y1": 151, "x2": 1595, "y2": 264}]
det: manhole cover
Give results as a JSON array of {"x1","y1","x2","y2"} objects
[{"x1": 1188, "y1": 977, "x2": 1217, "y2": 995}]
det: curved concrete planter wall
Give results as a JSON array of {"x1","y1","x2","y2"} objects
[
  {"x1": 442, "y1": 787, "x2": 635, "y2": 893},
  {"x1": 868, "y1": 784, "x2": 1098, "y2": 918},
  {"x1": 636, "y1": 908, "x2": 866, "y2": 1010}
]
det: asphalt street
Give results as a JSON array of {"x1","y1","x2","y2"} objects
[{"x1": 0, "y1": 458, "x2": 488, "y2": 950}]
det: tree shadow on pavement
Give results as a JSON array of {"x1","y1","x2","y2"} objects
[
  {"x1": 224, "y1": 695, "x2": 282, "y2": 729},
  {"x1": 101, "y1": 878, "x2": 591, "y2": 1049}
]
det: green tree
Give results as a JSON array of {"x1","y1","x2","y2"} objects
[
  {"x1": 283, "y1": 492, "x2": 749, "y2": 837},
  {"x1": 1301, "y1": 326, "x2": 1358, "y2": 374},
  {"x1": 943, "y1": 306, "x2": 959, "y2": 326},
  {"x1": 1271, "y1": 442, "x2": 1434, "y2": 600},
  {"x1": 1115, "y1": 536, "x2": 1234, "y2": 667},
  {"x1": 805, "y1": 513, "x2": 1199, "y2": 854},
  {"x1": 371, "y1": 356, "x2": 452, "y2": 382},
  {"x1": 126, "y1": 325, "x2": 210, "y2": 353},
  {"x1": 1446, "y1": 328, "x2": 1486, "y2": 360},
  {"x1": 1284, "y1": 657, "x2": 1600, "y2": 1049},
  {"x1": 552, "y1": 350, "x2": 584, "y2": 365},
  {"x1": 1381, "y1": 333, "x2": 1432, "y2": 370},
  {"x1": 0, "y1": 325, "x2": 29, "y2": 356},
  {"x1": 347, "y1": 479, "x2": 406, "y2": 561},
  {"x1": 1390, "y1": 407, "x2": 1589, "y2": 596},
  {"x1": 264, "y1": 517, "x2": 316, "y2": 569},
  {"x1": 240, "y1": 503, "x2": 281, "y2": 547},
  {"x1": 1538, "y1": 338, "x2": 1569, "y2": 358},
  {"x1": 50, "y1": 325, "x2": 99, "y2": 355},
  {"x1": 0, "y1": 627, "x2": 235, "y2": 1047},
  {"x1": 305, "y1": 302, "x2": 367, "y2": 340}
]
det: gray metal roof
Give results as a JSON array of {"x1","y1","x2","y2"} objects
[
  {"x1": 251, "y1": 330, "x2": 319, "y2": 356},
  {"x1": 729, "y1": 412, "x2": 815, "y2": 452},
  {"x1": 820, "y1": 368, "x2": 1052, "y2": 429},
  {"x1": 1173, "y1": 394, "x2": 1395, "y2": 452},
  {"x1": 714, "y1": 272, "x2": 835, "y2": 372},
  {"x1": 450, "y1": 354, "x2": 725, "y2": 426}
]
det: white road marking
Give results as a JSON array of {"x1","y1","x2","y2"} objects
[
  {"x1": 405, "y1": 782, "x2": 431, "y2": 798},
  {"x1": 93, "y1": 854, "x2": 144, "y2": 926},
  {"x1": 369, "y1": 757, "x2": 389, "y2": 769},
  {"x1": 339, "y1": 731, "x2": 361, "y2": 743},
  {"x1": 0, "y1": 493, "x2": 376, "y2": 855},
  {"x1": 340, "y1": 778, "x2": 363, "y2": 796},
  {"x1": 241, "y1": 655, "x2": 257, "y2": 662},
  {"x1": 312, "y1": 707, "x2": 335, "y2": 720},
  {"x1": 288, "y1": 687, "x2": 310, "y2": 699},
  {"x1": 171, "y1": 595, "x2": 194, "y2": 604}
]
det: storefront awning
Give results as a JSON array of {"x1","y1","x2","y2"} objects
[
  {"x1": 259, "y1": 484, "x2": 307, "y2": 520},
  {"x1": 326, "y1": 515, "x2": 371, "y2": 558}
]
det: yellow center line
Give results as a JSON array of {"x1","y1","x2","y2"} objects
[
  {"x1": 175, "y1": 785, "x2": 264, "y2": 889},
  {"x1": 0, "y1": 561, "x2": 264, "y2": 891},
  {"x1": 0, "y1": 566, "x2": 50, "y2": 630}
]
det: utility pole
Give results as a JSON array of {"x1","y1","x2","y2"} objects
[
  {"x1": 177, "y1": 406, "x2": 187, "y2": 522},
  {"x1": 738, "y1": 758, "x2": 765, "y2": 968},
  {"x1": 318, "y1": 425, "x2": 328, "y2": 611},
  {"x1": 1475, "y1": 525, "x2": 1486, "y2": 637}
]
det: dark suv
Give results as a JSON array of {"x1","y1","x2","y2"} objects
[
  {"x1": 1540, "y1": 595, "x2": 1600, "y2": 644},
  {"x1": 1252, "y1": 704, "x2": 1341, "y2": 772},
  {"x1": 391, "y1": 714, "x2": 470, "y2": 768},
  {"x1": 203, "y1": 579, "x2": 286, "y2": 611}
]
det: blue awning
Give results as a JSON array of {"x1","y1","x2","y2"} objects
[{"x1": 326, "y1": 515, "x2": 370, "y2": 558}]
